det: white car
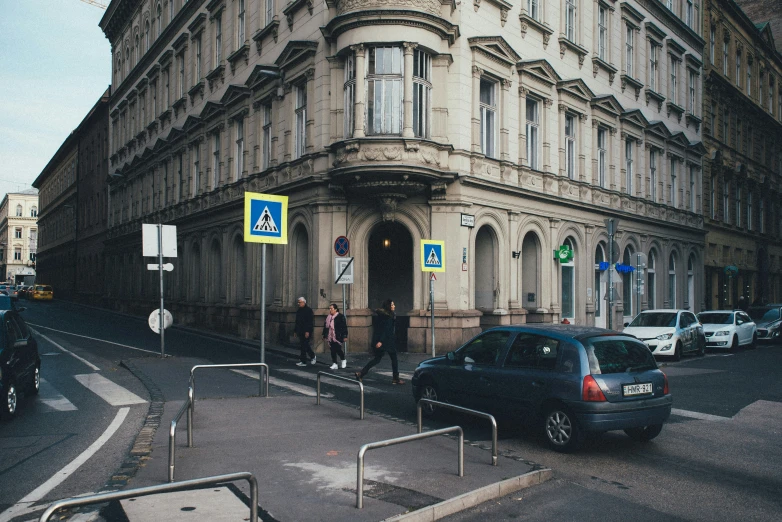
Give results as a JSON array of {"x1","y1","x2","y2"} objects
[
  {"x1": 696, "y1": 311, "x2": 757, "y2": 351},
  {"x1": 623, "y1": 309, "x2": 705, "y2": 360}
]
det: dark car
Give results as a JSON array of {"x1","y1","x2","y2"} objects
[
  {"x1": 0, "y1": 310, "x2": 40, "y2": 419},
  {"x1": 412, "y1": 325, "x2": 672, "y2": 452},
  {"x1": 747, "y1": 304, "x2": 782, "y2": 343}
]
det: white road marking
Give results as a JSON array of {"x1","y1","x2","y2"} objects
[
  {"x1": 277, "y1": 368, "x2": 382, "y2": 393},
  {"x1": 74, "y1": 374, "x2": 147, "y2": 406},
  {"x1": 671, "y1": 408, "x2": 731, "y2": 421},
  {"x1": 32, "y1": 330, "x2": 100, "y2": 371},
  {"x1": 374, "y1": 371, "x2": 413, "y2": 380},
  {"x1": 0, "y1": 408, "x2": 130, "y2": 522},
  {"x1": 28, "y1": 324, "x2": 159, "y2": 355},
  {"x1": 231, "y1": 369, "x2": 333, "y2": 398},
  {"x1": 38, "y1": 378, "x2": 77, "y2": 412}
]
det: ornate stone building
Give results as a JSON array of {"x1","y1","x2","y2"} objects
[
  {"x1": 0, "y1": 190, "x2": 39, "y2": 285},
  {"x1": 701, "y1": 0, "x2": 782, "y2": 309},
  {"x1": 100, "y1": 0, "x2": 706, "y2": 353}
]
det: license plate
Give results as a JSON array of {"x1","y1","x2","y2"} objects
[{"x1": 623, "y1": 383, "x2": 653, "y2": 396}]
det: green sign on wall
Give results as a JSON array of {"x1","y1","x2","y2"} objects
[{"x1": 555, "y1": 245, "x2": 573, "y2": 263}]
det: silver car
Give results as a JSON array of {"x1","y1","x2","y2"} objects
[{"x1": 623, "y1": 310, "x2": 705, "y2": 360}]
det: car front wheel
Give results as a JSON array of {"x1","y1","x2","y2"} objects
[
  {"x1": 624, "y1": 424, "x2": 663, "y2": 442},
  {"x1": 3, "y1": 381, "x2": 18, "y2": 419},
  {"x1": 672, "y1": 342, "x2": 682, "y2": 361},
  {"x1": 749, "y1": 333, "x2": 757, "y2": 350},
  {"x1": 730, "y1": 335, "x2": 739, "y2": 352},
  {"x1": 418, "y1": 381, "x2": 440, "y2": 417},
  {"x1": 30, "y1": 366, "x2": 40, "y2": 395},
  {"x1": 543, "y1": 406, "x2": 581, "y2": 452}
]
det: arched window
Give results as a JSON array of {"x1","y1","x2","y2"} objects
[
  {"x1": 31, "y1": 206, "x2": 38, "y2": 217},
  {"x1": 648, "y1": 250, "x2": 656, "y2": 309},
  {"x1": 561, "y1": 237, "x2": 575, "y2": 319},
  {"x1": 669, "y1": 252, "x2": 677, "y2": 308},
  {"x1": 16, "y1": 204, "x2": 23, "y2": 216}
]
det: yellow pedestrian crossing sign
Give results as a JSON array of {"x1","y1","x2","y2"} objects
[
  {"x1": 244, "y1": 192, "x2": 288, "y2": 244},
  {"x1": 421, "y1": 240, "x2": 445, "y2": 272}
]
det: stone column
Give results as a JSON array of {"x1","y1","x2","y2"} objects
[
  {"x1": 472, "y1": 66, "x2": 482, "y2": 153},
  {"x1": 500, "y1": 78, "x2": 511, "y2": 161},
  {"x1": 402, "y1": 42, "x2": 416, "y2": 138},
  {"x1": 352, "y1": 44, "x2": 365, "y2": 138},
  {"x1": 635, "y1": 139, "x2": 644, "y2": 198},
  {"x1": 543, "y1": 98, "x2": 553, "y2": 172},
  {"x1": 431, "y1": 55, "x2": 451, "y2": 142},
  {"x1": 579, "y1": 113, "x2": 588, "y2": 182}
]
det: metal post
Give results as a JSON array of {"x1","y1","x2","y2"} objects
[
  {"x1": 342, "y1": 284, "x2": 347, "y2": 362},
  {"x1": 636, "y1": 252, "x2": 642, "y2": 319},
  {"x1": 430, "y1": 275, "x2": 435, "y2": 357},
  {"x1": 158, "y1": 224, "x2": 165, "y2": 358},
  {"x1": 260, "y1": 244, "x2": 266, "y2": 395}
]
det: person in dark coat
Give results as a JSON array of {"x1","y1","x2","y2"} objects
[
  {"x1": 322, "y1": 303, "x2": 348, "y2": 370},
  {"x1": 355, "y1": 299, "x2": 405, "y2": 385},
  {"x1": 295, "y1": 297, "x2": 316, "y2": 366}
]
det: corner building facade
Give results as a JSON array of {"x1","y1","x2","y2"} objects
[{"x1": 101, "y1": 0, "x2": 706, "y2": 353}]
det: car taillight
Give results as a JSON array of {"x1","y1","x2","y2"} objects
[
  {"x1": 582, "y1": 375, "x2": 607, "y2": 402},
  {"x1": 662, "y1": 372, "x2": 669, "y2": 395}
]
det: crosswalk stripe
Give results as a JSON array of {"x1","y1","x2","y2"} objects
[
  {"x1": 276, "y1": 368, "x2": 383, "y2": 393},
  {"x1": 38, "y1": 378, "x2": 77, "y2": 412},
  {"x1": 230, "y1": 369, "x2": 332, "y2": 397},
  {"x1": 671, "y1": 408, "x2": 731, "y2": 421},
  {"x1": 74, "y1": 374, "x2": 147, "y2": 406},
  {"x1": 374, "y1": 371, "x2": 413, "y2": 380}
]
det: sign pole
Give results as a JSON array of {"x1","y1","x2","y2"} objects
[
  {"x1": 260, "y1": 243, "x2": 266, "y2": 395},
  {"x1": 342, "y1": 284, "x2": 347, "y2": 362},
  {"x1": 430, "y1": 274, "x2": 435, "y2": 357},
  {"x1": 158, "y1": 224, "x2": 165, "y2": 358},
  {"x1": 636, "y1": 252, "x2": 642, "y2": 320}
]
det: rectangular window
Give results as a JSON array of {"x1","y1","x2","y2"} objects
[
  {"x1": 688, "y1": 70, "x2": 695, "y2": 112},
  {"x1": 263, "y1": 104, "x2": 272, "y2": 170},
  {"x1": 178, "y1": 53, "x2": 185, "y2": 98},
  {"x1": 689, "y1": 165, "x2": 696, "y2": 211},
  {"x1": 295, "y1": 84, "x2": 307, "y2": 159},
  {"x1": 670, "y1": 157, "x2": 677, "y2": 207},
  {"x1": 736, "y1": 185, "x2": 742, "y2": 227},
  {"x1": 711, "y1": 176, "x2": 717, "y2": 219},
  {"x1": 723, "y1": 108, "x2": 729, "y2": 142},
  {"x1": 760, "y1": 198, "x2": 765, "y2": 233},
  {"x1": 723, "y1": 40, "x2": 729, "y2": 76},
  {"x1": 164, "y1": 68, "x2": 170, "y2": 107},
  {"x1": 266, "y1": 0, "x2": 273, "y2": 26},
  {"x1": 565, "y1": 0, "x2": 577, "y2": 42},
  {"x1": 14, "y1": 228, "x2": 22, "y2": 239},
  {"x1": 598, "y1": 6, "x2": 607, "y2": 61},
  {"x1": 412, "y1": 49, "x2": 431, "y2": 138},
  {"x1": 736, "y1": 51, "x2": 741, "y2": 87},
  {"x1": 748, "y1": 191, "x2": 753, "y2": 231},
  {"x1": 14, "y1": 249, "x2": 21, "y2": 261},
  {"x1": 597, "y1": 127, "x2": 607, "y2": 188},
  {"x1": 528, "y1": 0, "x2": 539, "y2": 20},
  {"x1": 686, "y1": 0, "x2": 693, "y2": 28},
  {"x1": 177, "y1": 153, "x2": 184, "y2": 202},
  {"x1": 366, "y1": 46, "x2": 403, "y2": 135},
  {"x1": 152, "y1": 81, "x2": 157, "y2": 115},
  {"x1": 526, "y1": 98, "x2": 540, "y2": 170},
  {"x1": 650, "y1": 149, "x2": 657, "y2": 201},
  {"x1": 710, "y1": 26, "x2": 715, "y2": 65},
  {"x1": 625, "y1": 139, "x2": 633, "y2": 195},
  {"x1": 344, "y1": 53, "x2": 355, "y2": 138},
  {"x1": 237, "y1": 0, "x2": 245, "y2": 45},
  {"x1": 195, "y1": 36, "x2": 202, "y2": 82},
  {"x1": 747, "y1": 59, "x2": 752, "y2": 94},
  {"x1": 192, "y1": 143, "x2": 200, "y2": 197},
  {"x1": 626, "y1": 26, "x2": 634, "y2": 77},
  {"x1": 212, "y1": 133, "x2": 221, "y2": 188},
  {"x1": 163, "y1": 161, "x2": 169, "y2": 204},
  {"x1": 565, "y1": 113, "x2": 576, "y2": 179},
  {"x1": 214, "y1": 15, "x2": 222, "y2": 64},
  {"x1": 479, "y1": 78, "x2": 497, "y2": 158},
  {"x1": 723, "y1": 181, "x2": 730, "y2": 224},
  {"x1": 670, "y1": 57, "x2": 678, "y2": 105},
  {"x1": 768, "y1": 78, "x2": 774, "y2": 112},
  {"x1": 760, "y1": 73, "x2": 764, "y2": 104},
  {"x1": 650, "y1": 44, "x2": 658, "y2": 92},
  {"x1": 235, "y1": 117, "x2": 244, "y2": 180}
]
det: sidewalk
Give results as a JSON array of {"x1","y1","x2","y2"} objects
[{"x1": 107, "y1": 355, "x2": 550, "y2": 521}]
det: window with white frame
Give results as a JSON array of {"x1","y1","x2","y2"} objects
[
  {"x1": 14, "y1": 227, "x2": 22, "y2": 239},
  {"x1": 15, "y1": 204, "x2": 22, "y2": 216},
  {"x1": 214, "y1": 14, "x2": 222, "y2": 64},
  {"x1": 528, "y1": 0, "x2": 539, "y2": 20},
  {"x1": 565, "y1": 113, "x2": 576, "y2": 179},
  {"x1": 626, "y1": 26, "x2": 634, "y2": 77},
  {"x1": 650, "y1": 43, "x2": 658, "y2": 91},
  {"x1": 235, "y1": 117, "x2": 244, "y2": 180},
  {"x1": 625, "y1": 139, "x2": 633, "y2": 194},
  {"x1": 723, "y1": 40, "x2": 729, "y2": 76},
  {"x1": 192, "y1": 142, "x2": 200, "y2": 197},
  {"x1": 710, "y1": 25, "x2": 715, "y2": 65},
  {"x1": 723, "y1": 181, "x2": 730, "y2": 224},
  {"x1": 648, "y1": 251, "x2": 656, "y2": 309},
  {"x1": 670, "y1": 157, "x2": 677, "y2": 207},
  {"x1": 266, "y1": 0, "x2": 273, "y2": 26},
  {"x1": 736, "y1": 184, "x2": 742, "y2": 227},
  {"x1": 237, "y1": 0, "x2": 245, "y2": 45},
  {"x1": 367, "y1": 46, "x2": 402, "y2": 135},
  {"x1": 262, "y1": 104, "x2": 272, "y2": 170},
  {"x1": 688, "y1": 70, "x2": 695, "y2": 113},
  {"x1": 597, "y1": 127, "x2": 607, "y2": 188},
  {"x1": 526, "y1": 98, "x2": 540, "y2": 170},
  {"x1": 689, "y1": 165, "x2": 695, "y2": 211},
  {"x1": 670, "y1": 57, "x2": 678, "y2": 105},
  {"x1": 598, "y1": 5, "x2": 607, "y2": 61},
  {"x1": 650, "y1": 149, "x2": 657, "y2": 200},
  {"x1": 344, "y1": 53, "x2": 355, "y2": 138},
  {"x1": 686, "y1": 0, "x2": 693, "y2": 28},
  {"x1": 14, "y1": 248, "x2": 21, "y2": 261},
  {"x1": 295, "y1": 84, "x2": 307, "y2": 159},
  {"x1": 212, "y1": 132, "x2": 221, "y2": 187},
  {"x1": 479, "y1": 78, "x2": 497, "y2": 158},
  {"x1": 412, "y1": 49, "x2": 431, "y2": 139},
  {"x1": 561, "y1": 238, "x2": 575, "y2": 319},
  {"x1": 666, "y1": 0, "x2": 672, "y2": 9},
  {"x1": 747, "y1": 191, "x2": 753, "y2": 231},
  {"x1": 668, "y1": 253, "x2": 677, "y2": 308},
  {"x1": 168, "y1": 0, "x2": 174, "y2": 23},
  {"x1": 565, "y1": 0, "x2": 577, "y2": 42},
  {"x1": 31, "y1": 206, "x2": 38, "y2": 217}
]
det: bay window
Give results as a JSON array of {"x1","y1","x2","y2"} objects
[
  {"x1": 344, "y1": 53, "x2": 355, "y2": 138},
  {"x1": 367, "y1": 46, "x2": 403, "y2": 135}
]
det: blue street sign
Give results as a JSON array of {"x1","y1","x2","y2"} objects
[
  {"x1": 334, "y1": 236, "x2": 350, "y2": 256},
  {"x1": 421, "y1": 240, "x2": 445, "y2": 272},
  {"x1": 244, "y1": 192, "x2": 288, "y2": 244}
]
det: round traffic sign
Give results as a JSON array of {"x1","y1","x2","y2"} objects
[
  {"x1": 334, "y1": 236, "x2": 350, "y2": 256},
  {"x1": 149, "y1": 309, "x2": 173, "y2": 334}
]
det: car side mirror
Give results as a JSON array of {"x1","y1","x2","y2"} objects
[
  {"x1": 446, "y1": 351, "x2": 455, "y2": 362},
  {"x1": 623, "y1": 322, "x2": 630, "y2": 327}
]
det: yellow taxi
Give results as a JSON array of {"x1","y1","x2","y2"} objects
[{"x1": 31, "y1": 285, "x2": 54, "y2": 301}]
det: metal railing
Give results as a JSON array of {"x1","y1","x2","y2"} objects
[
  {"x1": 356, "y1": 426, "x2": 464, "y2": 509},
  {"x1": 39, "y1": 472, "x2": 259, "y2": 522},
  {"x1": 417, "y1": 399, "x2": 498, "y2": 466},
  {"x1": 169, "y1": 386, "x2": 194, "y2": 482},
  {"x1": 190, "y1": 363, "x2": 270, "y2": 418},
  {"x1": 316, "y1": 371, "x2": 364, "y2": 420}
]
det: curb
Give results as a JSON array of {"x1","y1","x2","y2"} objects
[{"x1": 382, "y1": 468, "x2": 553, "y2": 522}]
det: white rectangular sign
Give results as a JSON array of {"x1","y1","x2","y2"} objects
[
  {"x1": 335, "y1": 257, "x2": 354, "y2": 284},
  {"x1": 142, "y1": 224, "x2": 178, "y2": 257}
]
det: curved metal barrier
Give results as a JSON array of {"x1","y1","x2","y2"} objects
[
  {"x1": 316, "y1": 371, "x2": 364, "y2": 419},
  {"x1": 356, "y1": 426, "x2": 464, "y2": 508},
  {"x1": 416, "y1": 399, "x2": 498, "y2": 466},
  {"x1": 169, "y1": 386, "x2": 194, "y2": 482},
  {"x1": 190, "y1": 362, "x2": 270, "y2": 419},
  {"x1": 39, "y1": 472, "x2": 259, "y2": 522}
]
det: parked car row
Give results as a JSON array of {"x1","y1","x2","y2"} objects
[{"x1": 12, "y1": 284, "x2": 54, "y2": 301}]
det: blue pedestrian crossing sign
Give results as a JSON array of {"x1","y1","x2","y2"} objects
[
  {"x1": 421, "y1": 240, "x2": 445, "y2": 272},
  {"x1": 244, "y1": 192, "x2": 288, "y2": 244}
]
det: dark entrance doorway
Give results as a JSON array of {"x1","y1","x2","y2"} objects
[{"x1": 368, "y1": 222, "x2": 413, "y2": 351}]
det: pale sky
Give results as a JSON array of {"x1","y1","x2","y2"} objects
[{"x1": 0, "y1": 0, "x2": 111, "y2": 199}]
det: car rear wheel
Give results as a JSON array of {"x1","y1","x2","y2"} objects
[
  {"x1": 543, "y1": 406, "x2": 581, "y2": 453},
  {"x1": 672, "y1": 342, "x2": 682, "y2": 361},
  {"x1": 418, "y1": 381, "x2": 440, "y2": 417},
  {"x1": 29, "y1": 366, "x2": 40, "y2": 395},
  {"x1": 749, "y1": 333, "x2": 758, "y2": 350},
  {"x1": 3, "y1": 381, "x2": 18, "y2": 419},
  {"x1": 624, "y1": 424, "x2": 663, "y2": 442}
]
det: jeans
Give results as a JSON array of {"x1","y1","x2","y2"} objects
[
  {"x1": 328, "y1": 341, "x2": 345, "y2": 363},
  {"x1": 359, "y1": 349, "x2": 399, "y2": 379},
  {"x1": 299, "y1": 336, "x2": 315, "y2": 363}
]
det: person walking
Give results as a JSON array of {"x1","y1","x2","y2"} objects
[
  {"x1": 295, "y1": 297, "x2": 316, "y2": 367},
  {"x1": 323, "y1": 304, "x2": 348, "y2": 370},
  {"x1": 355, "y1": 299, "x2": 405, "y2": 385}
]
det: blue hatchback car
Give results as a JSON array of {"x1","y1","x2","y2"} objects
[{"x1": 412, "y1": 325, "x2": 672, "y2": 452}]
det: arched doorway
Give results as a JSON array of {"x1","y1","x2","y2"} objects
[
  {"x1": 291, "y1": 224, "x2": 310, "y2": 302},
  {"x1": 521, "y1": 232, "x2": 540, "y2": 310},
  {"x1": 368, "y1": 222, "x2": 413, "y2": 351},
  {"x1": 475, "y1": 226, "x2": 497, "y2": 310}
]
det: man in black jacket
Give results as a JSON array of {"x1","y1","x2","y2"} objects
[{"x1": 295, "y1": 297, "x2": 316, "y2": 366}]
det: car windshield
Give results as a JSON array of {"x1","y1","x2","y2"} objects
[
  {"x1": 628, "y1": 312, "x2": 677, "y2": 328},
  {"x1": 697, "y1": 312, "x2": 734, "y2": 325},
  {"x1": 747, "y1": 307, "x2": 781, "y2": 323},
  {"x1": 585, "y1": 337, "x2": 658, "y2": 374}
]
